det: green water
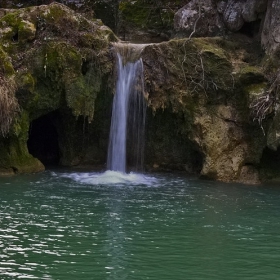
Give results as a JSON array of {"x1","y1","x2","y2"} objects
[{"x1": 1, "y1": 170, "x2": 280, "y2": 279}]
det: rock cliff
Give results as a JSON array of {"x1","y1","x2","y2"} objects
[
  {"x1": 0, "y1": 3, "x2": 116, "y2": 174},
  {"x1": 1, "y1": 1, "x2": 280, "y2": 184}
]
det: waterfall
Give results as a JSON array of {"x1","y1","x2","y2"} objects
[{"x1": 107, "y1": 43, "x2": 146, "y2": 173}]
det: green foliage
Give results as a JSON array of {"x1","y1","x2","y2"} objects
[
  {"x1": 0, "y1": 46, "x2": 14, "y2": 75},
  {"x1": 118, "y1": 0, "x2": 177, "y2": 30}
]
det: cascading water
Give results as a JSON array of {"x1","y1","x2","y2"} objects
[
  {"x1": 54, "y1": 44, "x2": 155, "y2": 186},
  {"x1": 107, "y1": 43, "x2": 146, "y2": 173}
]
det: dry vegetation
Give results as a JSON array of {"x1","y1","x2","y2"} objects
[
  {"x1": 250, "y1": 70, "x2": 280, "y2": 133},
  {"x1": 0, "y1": 76, "x2": 19, "y2": 137}
]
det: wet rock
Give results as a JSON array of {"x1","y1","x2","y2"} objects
[
  {"x1": 174, "y1": 0, "x2": 267, "y2": 37},
  {"x1": 174, "y1": 0, "x2": 225, "y2": 37},
  {"x1": 222, "y1": 0, "x2": 244, "y2": 31},
  {"x1": 142, "y1": 37, "x2": 266, "y2": 184},
  {"x1": 262, "y1": 0, "x2": 280, "y2": 53},
  {"x1": 0, "y1": 2, "x2": 116, "y2": 174},
  {"x1": 221, "y1": 0, "x2": 267, "y2": 32}
]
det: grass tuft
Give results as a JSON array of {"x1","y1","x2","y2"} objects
[{"x1": 0, "y1": 76, "x2": 20, "y2": 137}]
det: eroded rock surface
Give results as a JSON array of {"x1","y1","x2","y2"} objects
[
  {"x1": 262, "y1": 0, "x2": 280, "y2": 53},
  {"x1": 1, "y1": 1, "x2": 280, "y2": 184},
  {"x1": 142, "y1": 38, "x2": 266, "y2": 184},
  {"x1": 0, "y1": 3, "x2": 116, "y2": 174},
  {"x1": 174, "y1": 0, "x2": 225, "y2": 37},
  {"x1": 174, "y1": 0, "x2": 267, "y2": 37}
]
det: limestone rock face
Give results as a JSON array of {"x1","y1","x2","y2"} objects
[
  {"x1": 174, "y1": 0, "x2": 225, "y2": 37},
  {"x1": 221, "y1": 0, "x2": 267, "y2": 31},
  {"x1": 261, "y1": 0, "x2": 280, "y2": 53},
  {"x1": 259, "y1": 0, "x2": 280, "y2": 180},
  {"x1": 0, "y1": 1, "x2": 277, "y2": 185},
  {"x1": 0, "y1": 3, "x2": 116, "y2": 174},
  {"x1": 192, "y1": 106, "x2": 262, "y2": 183},
  {"x1": 174, "y1": 0, "x2": 268, "y2": 37},
  {"x1": 267, "y1": 109, "x2": 280, "y2": 151},
  {"x1": 222, "y1": 0, "x2": 244, "y2": 31},
  {"x1": 142, "y1": 37, "x2": 266, "y2": 184}
]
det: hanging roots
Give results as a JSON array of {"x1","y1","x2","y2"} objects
[
  {"x1": 249, "y1": 71, "x2": 280, "y2": 134},
  {"x1": 0, "y1": 76, "x2": 20, "y2": 137}
]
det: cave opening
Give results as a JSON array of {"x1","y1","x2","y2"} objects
[
  {"x1": 145, "y1": 109, "x2": 205, "y2": 174},
  {"x1": 260, "y1": 146, "x2": 280, "y2": 179},
  {"x1": 12, "y1": 32, "x2": 18, "y2": 42},
  {"x1": 27, "y1": 110, "x2": 60, "y2": 166},
  {"x1": 239, "y1": 20, "x2": 261, "y2": 38}
]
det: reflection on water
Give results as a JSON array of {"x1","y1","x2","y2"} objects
[{"x1": 1, "y1": 170, "x2": 280, "y2": 279}]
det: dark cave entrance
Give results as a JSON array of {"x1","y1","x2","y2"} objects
[
  {"x1": 27, "y1": 111, "x2": 60, "y2": 166},
  {"x1": 145, "y1": 109, "x2": 205, "y2": 174},
  {"x1": 260, "y1": 147, "x2": 280, "y2": 178},
  {"x1": 239, "y1": 20, "x2": 261, "y2": 38}
]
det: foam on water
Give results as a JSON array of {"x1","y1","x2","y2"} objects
[{"x1": 56, "y1": 170, "x2": 158, "y2": 187}]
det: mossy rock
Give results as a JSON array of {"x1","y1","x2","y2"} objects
[
  {"x1": 16, "y1": 71, "x2": 35, "y2": 92},
  {"x1": 238, "y1": 65, "x2": 266, "y2": 85},
  {"x1": 11, "y1": 110, "x2": 29, "y2": 140},
  {"x1": 0, "y1": 46, "x2": 14, "y2": 75},
  {"x1": 0, "y1": 11, "x2": 20, "y2": 40},
  {"x1": 119, "y1": 0, "x2": 174, "y2": 30},
  {"x1": 65, "y1": 73, "x2": 100, "y2": 122},
  {"x1": 0, "y1": 111, "x2": 44, "y2": 174},
  {"x1": 18, "y1": 19, "x2": 36, "y2": 43},
  {"x1": 143, "y1": 38, "x2": 234, "y2": 113},
  {"x1": 0, "y1": 11, "x2": 36, "y2": 44},
  {"x1": 0, "y1": 3, "x2": 116, "y2": 175},
  {"x1": 0, "y1": 137, "x2": 44, "y2": 174},
  {"x1": 245, "y1": 82, "x2": 267, "y2": 99}
]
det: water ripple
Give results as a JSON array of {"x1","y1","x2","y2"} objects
[{"x1": 1, "y1": 171, "x2": 280, "y2": 279}]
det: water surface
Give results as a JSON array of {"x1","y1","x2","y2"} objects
[{"x1": 1, "y1": 170, "x2": 280, "y2": 279}]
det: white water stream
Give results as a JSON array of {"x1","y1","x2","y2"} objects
[{"x1": 107, "y1": 43, "x2": 146, "y2": 173}]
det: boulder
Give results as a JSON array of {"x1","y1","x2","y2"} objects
[
  {"x1": 222, "y1": 0, "x2": 267, "y2": 31},
  {"x1": 174, "y1": 0, "x2": 225, "y2": 37},
  {"x1": 262, "y1": 0, "x2": 280, "y2": 53},
  {"x1": 174, "y1": 0, "x2": 267, "y2": 37}
]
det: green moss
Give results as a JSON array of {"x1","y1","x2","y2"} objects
[
  {"x1": 238, "y1": 65, "x2": 266, "y2": 85},
  {"x1": 99, "y1": 28, "x2": 119, "y2": 43},
  {"x1": 194, "y1": 38, "x2": 228, "y2": 59},
  {"x1": 0, "y1": 11, "x2": 37, "y2": 54},
  {"x1": 65, "y1": 67, "x2": 101, "y2": 122},
  {"x1": 166, "y1": 38, "x2": 232, "y2": 96},
  {"x1": 119, "y1": 0, "x2": 174, "y2": 30},
  {"x1": 49, "y1": 5, "x2": 67, "y2": 19},
  {"x1": 245, "y1": 82, "x2": 267, "y2": 97},
  {"x1": 239, "y1": 65, "x2": 263, "y2": 75},
  {"x1": 18, "y1": 20, "x2": 36, "y2": 43},
  {"x1": 0, "y1": 46, "x2": 14, "y2": 75},
  {"x1": 0, "y1": 3, "x2": 117, "y2": 174},
  {"x1": 11, "y1": 110, "x2": 30, "y2": 140},
  {"x1": 41, "y1": 4, "x2": 79, "y2": 33},
  {"x1": 0, "y1": 110, "x2": 44, "y2": 174},
  {"x1": 23, "y1": 43, "x2": 77, "y2": 118},
  {"x1": 24, "y1": 40, "x2": 107, "y2": 121},
  {"x1": 0, "y1": 11, "x2": 20, "y2": 34},
  {"x1": 16, "y1": 71, "x2": 35, "y2": 92},
  {"x1": 0, "y1": 136, "x2": 44, "y2": 174},
  {"x1": 79, "y1": 33, "x2": 112, "y2": 51},
  {"x1": 119, "y1": 1, "x2": 149, "y2": 27}
]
